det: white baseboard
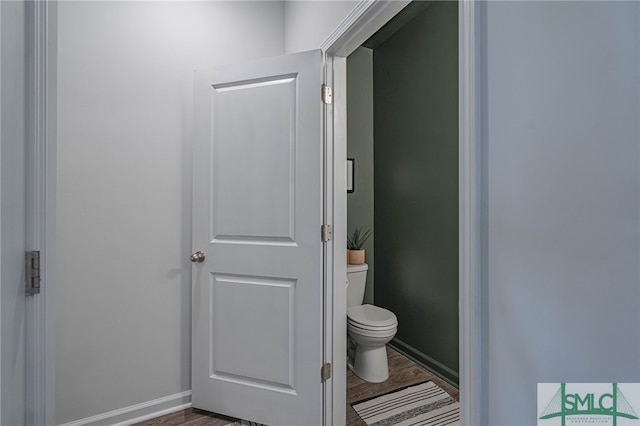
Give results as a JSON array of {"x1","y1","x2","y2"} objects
[{"x1": 58, "y1": 390, "x2": 192, "y2": 426}]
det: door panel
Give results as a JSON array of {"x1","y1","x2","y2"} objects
[
  {"x1": 210, "y1": 273, "x2": 295, "y2": 390},
  {"x1": 192, "y1": 50, "x2": 324, "y2": 426},
  {"x1": 211, "y1": 76, "x2": 296, "y2": 243}
]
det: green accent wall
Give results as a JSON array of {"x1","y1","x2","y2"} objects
[
  {"x1": 373, "y1": 1, "x2": 459, "y2": 383},
  {"x1": 347, "y1": 47, "x2": 375, "y2": 304}
]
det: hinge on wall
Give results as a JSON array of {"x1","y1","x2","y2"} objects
[
  {"x1": 321, "y1": 84, "x2": 332, "y2": 105},
  {"x1": 26, "y1": 250, "x2": 41, "y2": 296},
  {"x1": 321, "y1": 363, "x2": 332, "y2": 383},
  {"x1": 321, "y1": 224, "x2": 332, "y2": 242}
]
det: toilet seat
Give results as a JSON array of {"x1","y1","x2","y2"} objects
[
  {"x1": 347, "y1": 321, "x2": 397, "y2": 337},
  {"x1": 347, "y1": 316, "x2": 397, "y2": 333},
  {"x1": 347, "y1": 304, "x2": 397, "y2": 329}
]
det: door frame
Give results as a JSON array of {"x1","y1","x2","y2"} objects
[
  {"x1": 321, "y1": 1, "x2": 482, "y2": 424},
  {"x1": 25, "y1": 0, "x2": 55, "y2": 425}
]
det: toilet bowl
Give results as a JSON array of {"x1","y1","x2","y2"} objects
[
  {"x1": 346, "y1": 264, "x2": 398, "y2": 383},
  {"x1": 347, "y1": 304, "x2": 397, "y2": 382}
]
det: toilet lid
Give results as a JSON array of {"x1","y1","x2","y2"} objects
[{"x1": 347, "y1": 304, "x2": 397, "y2": 328}]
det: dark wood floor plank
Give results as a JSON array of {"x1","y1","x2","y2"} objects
[
  {"x1": 135, "y1": 346, "x2": 459, "y2": 426},
  {"x1": 133, "y1": 408, "x2": 236, "y2": 426}
]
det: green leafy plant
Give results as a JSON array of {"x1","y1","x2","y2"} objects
[{"x1": 347, "y1": 227, "x2": 372, "y2": 250}]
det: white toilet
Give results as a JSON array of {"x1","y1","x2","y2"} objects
[{"x1": 346, "y1": 263, "x2": 398, "y2": 383}]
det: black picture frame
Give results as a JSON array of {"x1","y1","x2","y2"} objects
[{"x1": 347, "y1": 158, "x2": 354, "y2": 193}]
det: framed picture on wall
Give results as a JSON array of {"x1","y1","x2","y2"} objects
[{"x1": 347, "y1": 158, "x2": 354, "y2": 193}]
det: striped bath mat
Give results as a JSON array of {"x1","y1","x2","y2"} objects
[{"x1": 351, "y1": 381, "x2": 459, "y2": 425}]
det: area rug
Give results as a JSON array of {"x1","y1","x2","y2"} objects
[
  {"x1": 225, "y1": 421, "x2": 266, "y2": 426},
  {"x1": 351, "y1": 381, "x2": 459, "y2": 426}
]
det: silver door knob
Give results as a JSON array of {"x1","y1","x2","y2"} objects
[{"x1": 190, "y1": 251, "x2": 205, "y2": 263}]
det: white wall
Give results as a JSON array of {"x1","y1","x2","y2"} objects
[
  {"x1": 288, "y1": 1, "x2": 640, "y2": 424},
  {"x1": 55, "y1": 2, "x2": 284, "y2": 424},
  {"x1": 484, "y1": 2, "x2": 639, "y2": 424},
  {"x1": 284, "y1": 1, "x2": 357, "y2": 53}
]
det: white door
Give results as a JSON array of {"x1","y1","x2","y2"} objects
[{"x1": 192, "y1": 50, "x2": 325, "y2": 425}]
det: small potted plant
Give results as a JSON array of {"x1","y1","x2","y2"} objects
[{"x1": 347, "y1": 227, "x2": 372, "y2": 265}]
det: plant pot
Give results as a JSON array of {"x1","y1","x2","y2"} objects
[{"x1": 348, "y1": 249, "x2": 365, "y2": 265}]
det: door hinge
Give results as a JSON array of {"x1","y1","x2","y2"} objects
[
  {"x1": 321, "y1": 363, "x2": 332, "y2": 383},
  {"x1": 26, "y1": 250, "x2": 41, "y2": 296},
  {"x1": 321, "y1": 224, "x2": 332, "y2": 242},
  {"x1": 321, "y1": 84, "x2": 332, "y2": 105}
]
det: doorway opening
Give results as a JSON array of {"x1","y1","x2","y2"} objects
[{"x1": 343, "y1": 1, "x2": 460, "y2": 421}]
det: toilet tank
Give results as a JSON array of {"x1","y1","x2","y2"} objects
[{"x1": 346, "y1": 263, "x2": 368, "y2": 308}]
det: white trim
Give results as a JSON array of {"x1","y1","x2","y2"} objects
[
  {"x1": 26, "y1": 1, "x2": 49, "y2": 425},
  {"x1": 112, "y1": 403, "x2": 192, "y2": 426},
  {"x1": 322, "y1": 54, "x2": 348, "y2": 426},
  {"x1": 45, "y1": 2, "x2": 58, "y2": 425},
  {"x1": 458, "y1": 1, "x2": 483, "y2": 424},
  {"x1": 323, "y1": 1, "x2": 484, "y2": 425},
  {"x1": 57, "y1": 391, "x2": 192, "y2": 426},
  {"x1": 322, "y1": 0, "x2": 410, "y2": 57},
  {"x1": 0, "y1": 2, "x2": 4, "y2": 424}
]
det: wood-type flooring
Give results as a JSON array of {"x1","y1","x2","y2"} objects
[{"x1": 134, "y1": 346, "x2": 459, "y2": 426}]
